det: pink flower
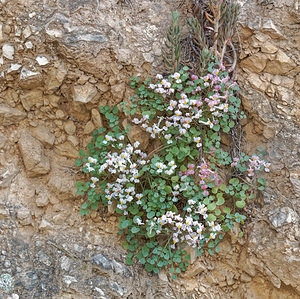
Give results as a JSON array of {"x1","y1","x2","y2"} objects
[
  {"x1": 203, "y1": 190, "x2": 209, "y2": 196},
  {"x1": 248, "y1": 168, "x2": 254, "y2": 177},
  {"x1": 191, "y1": 75, "x2": 198, "y2": 81}
]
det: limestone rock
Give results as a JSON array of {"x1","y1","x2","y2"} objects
[
  {"x1": 18, "y1": 131, "x2": 50, "y2": 177},
  {"x1": 36, "y1": 56, "x2": 50, "y2": 66},
  {"x1": 247, "y1": 73, "x2": 268, "y2": 92},
  {"x1": 64, "y1": 121, "x2": 76, "y2": 135},
  {"x1": 289, "y1": 171, "x2": 300, "y2": 194},
  {"x1": 111, "y1": 83, "x2": 125, "y2": 102},
  {"x1": 20, "y1": 90, "x2": 43, "y2": 111},
  {"x1": 17, "y1": 207, "x2": 32, "y2": 226},
  {"x1": 83, "y1": 121, "x2": 95, "y2": 135},
  {"x1": 268, "y1": 207, "x2": 298, "y2": 228},
  {"x1": 0, "y1": 132, "x2": 7, "y2": 148},
  {"x1": 54, "y1": 141, "x2": 78, "y2": 159},
  {"x1": 0, "y1": 165, "x2": 19, "y2": 188},
  {"x1": 264, "y1": 50, "x2": 296, "y2": 74},
  {"x1": 0, "y1": 105, "x2": 26, "y2": 126},
  {"x1": 44, "y1": 63, "x2": 67, "y2": 93},
  {"x1": 20, "y1": 67, "x2": 43, "y2": 89},
  {"x1": 2, "y1": 43, "x2": 14, "y2": 60},
  {"x1": 261, "y1": 41, "x2": 278, "y2": 54},
  {"x1": 48, "y1": 170, "x2": 77, "y2": 200},
  {"x1": 31, "y1": 125, "x2": 55, "y2": 146},
  {"x1": 262, "y1": 19, "x2": 283, "y2": 38},
  {"x1": 91, "y1": 108, "x2": 103, "y2": 128},
  {"x1": 72, "y1": 82, "x2": 98, "y2": 103},
  {"x1": 7, "y1": 64, "x2": 22, "y2": 73},
  {"x1": 35, "y1": 194, "x2": 49, "y2": 207},
  {"x1": 240, "y1": 54, "x2": 268, "y2": 73}
]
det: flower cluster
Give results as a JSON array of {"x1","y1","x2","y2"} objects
[
  {"x1": 247, "y1": 155, "x2": 270, "y2": 177},
  {"x1": 77, "y1": 65, "x2": 270, "y2": 277}
]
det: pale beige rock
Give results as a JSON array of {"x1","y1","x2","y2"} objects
[
  {"x1": 20, "y1": 90, "x2": 43, "y2": 111},
  {"x1": 261, "y1": 41, "x2": 278, "y2": 54},
  {"x1": 35, "y1": 194, "x2": 49, "y2": 207},
  {"x1": 248, "y1": 73, "x2": 267, "y2": 92},
  {"x1": 240, "y1": 54, "x2": 268, "y2": 73},
  {"x1": 72, "y1": 82, "x2": 98, "y2": 103},
  {"x1": 264, "y1": 50, "x2": 296, "y2": 74},
  {"x1": 2, "y1": 43, "x2": 14, "y2": 60},
  {"x1": 96, "y1": 82, "x2": 110, "y2": 93},
  {"x1": 55, "y1": 109, "x2": 65, "y2": 119},
  {"x1": 48, "y1": 170, "x2": 77, "y2": 200},
  {"x1": 18, "y1": 131, "x2": 50, "y2": 177},
  {"x1": 0, "y1": 132, "x2": 7, "y2": 148},
  {"x1": 67, "y1": 135, "x2": 79, "y2": 147},
  {"x1": 111, "y1": 83, "x2": 125, "y2": 102},
  {"x1": 54, "y1": 141, "x2": 78, "y2": 159},
  {"x1": 0, "y1": 207, "x2": 9, "y2": 219},
  {"x1": 17, "y1": 206, "x2": 32, "y2": 226},
  {"x1": 91, "y1": 108, "x2": 103, "y2": 128},
  {"x1": 262, "y1": 19, "x2": 283, "y2": 38},
  {"x1": 44, "y1": 63, "x2": 67, "y2": 93},
  {"x1": 83, "y1": 121, "x2": 95, "y2": 135},
  {"x1": 31, "y1": 125, "x2": 55, "y2": 146},
  {"x1": 19, "y1": 67, "x2": 43, "y2": 89},
  {"x1": 47, "y1": 94, "x2": 61, "y2": 108},
  {"x1": 39, "y1": 218, "x2": 53, "y2": 230},
  {"x1": 64, "y1": 121, "x2": 76, "y2": 135},
  {"x1": 0, "y1": 105, "x2": 26, "y2": 126}
]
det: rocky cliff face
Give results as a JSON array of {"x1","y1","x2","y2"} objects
[{"x1": 0, "y1": 0, "x2": 299, "y2": 298}]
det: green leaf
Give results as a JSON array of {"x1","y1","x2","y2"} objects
[
  {"x1": 147, "y1": 230, "x2": 156, "y2": 238},
  {"x1": 165, "y1": 186, "x2": 172, "y2": 194},
  {"x1": 180, "y1": 165, "x2": 186, "y2": 172},
  {"x1": 126, "y1": 258, "x2": 133, "y2": 265},
  {"x1": 122, "y1": 241, "x2": 129, "y2": 250},
  {"x1": 219, "y1": 184, "x2": 226, "y2": 191},
  {"x1": 236, "y1": 200, "x2": 246, "y2": 208},
  {"x1": 147, "y1": 211, "x2": 155, "y2": 218},
  {"x1": 258, "y1": 178, "x2": 266, "y2": 186},
  {"x1": 207, "y1": 214, "x2": 216, "y2": 221},
  {"x1": 229, "y1": 178, "x2": 239, "y2": 186},
  {"x1": 119, "y1": 220, "x2": 130, "y2": 229},
  {"x1": 113, "y1": 106, "x2": 118, "y2": 114},
  {"x1": 166, "y1": 153, "x2": 173, "y2": 162},
  {"x1": 131, "y1": 227, "x2": 140, "y2": 234},
  {"x1": 75, "y1": 159, "x2": 82, "y2": 166},
  {"x1": 208, "y1": 202, "x2": 216, "y2": 211},
  {"x1": 79, "y1": 150, "x2": 85, "y2": 157},
  {"x1": 142, "y1": 246, "x2": 150, "y2": 257},
  {"x1": 228, "y1": 121, "x2": 235, "y2": 128},
  {"x1": 216, "y1": 197, "x2": 225, "y2": 205},
  {"x1": 171, "y1": 176, "x2": 179, "y2": 183}
]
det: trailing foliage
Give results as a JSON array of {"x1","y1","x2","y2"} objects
[
  {"x1": 76, "y1": 64, "x2": 270, "y2": 277},
  {"x1": 76, "y1": 1, "x2": 270, "y2": 278}
]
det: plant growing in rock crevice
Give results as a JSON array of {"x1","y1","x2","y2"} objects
[{"x1": 76, "y1": 1, "x2": 270, "y2": 277}]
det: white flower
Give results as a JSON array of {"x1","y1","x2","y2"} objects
[
  {"x1": 172, "y1": 72, "x2": 180, "y2": 80},
  {"x1": 168, "y1": 100, "x2": 177, "y2": 110},
  {"x1": 134, "y1": 141, "x2": 140, "y2": 148},
  {"x1": 136, "y1": 218, "x2": 144, "y2": 225},
  {"x1": 194, "y1": 136, "x2": 202, "y2": 148},
  {"x1": 156, "y1": 74, "x2": 163, "y2": 79},
  {"x1": 87, "y1": 157, "x2": 97, "y2": 163},
  {"x1": 91, "y1": 177, "x2": 99, "y2": 183}
]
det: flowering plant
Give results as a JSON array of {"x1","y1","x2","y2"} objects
[{"x1": 76, "y1": 60, "x2": 270, "y2": 277}]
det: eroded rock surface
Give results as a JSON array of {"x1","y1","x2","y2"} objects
[{"x1": 0, "y1": 0, "x2": 299, "y2": 298}]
